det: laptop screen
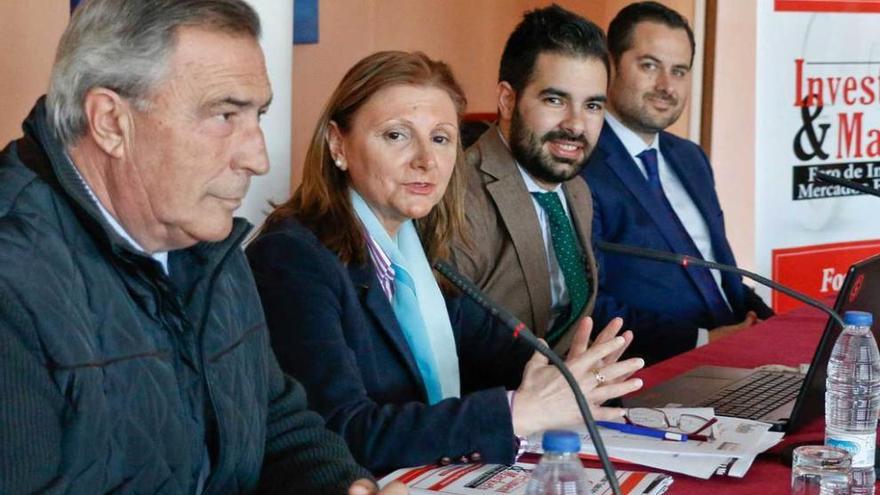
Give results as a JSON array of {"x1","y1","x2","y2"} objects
[{"x1": 787, "y1": 253, "x2": 880, "y2": 431}]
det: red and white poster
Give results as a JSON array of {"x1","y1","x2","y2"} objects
[{"x1": 755, "y1": 0, "x2": 880, "y2": 310}]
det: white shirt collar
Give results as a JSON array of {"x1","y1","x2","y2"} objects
[
  {"x1": 605, "y1": 111, "x2": 660, "y2": 158},
  {"x1": 517, "y1": 163, "x2": 563, "y2": 194},
  {"x1": 67, "y1": 156, "x2": 169, "y2": 274}
]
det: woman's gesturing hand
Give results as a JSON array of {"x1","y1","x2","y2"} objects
[{"x1": 511, "y1": 317, "x2": 644, "y2": 437}]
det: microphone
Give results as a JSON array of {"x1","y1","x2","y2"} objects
[
  {"x1": 432, "y1": 260, "x2": 623, "y2": 495},
  {"x1": 815, "y1": 171, "x2": 880, "y2": 199},
  {"x1": 595, "y1": 241, "x2": 845, "y2": 328}
]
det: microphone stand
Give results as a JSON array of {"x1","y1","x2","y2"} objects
[
  {"x1": 595, "y1": 241, "x2": 845, "y2": 328},
  {"x1": 433, "y1": 260, "x2": 623, "y2": 495}
]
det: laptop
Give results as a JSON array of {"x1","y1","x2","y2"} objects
[{"x1": 623, "y1": 253, "x2": 880, "y2": 433}]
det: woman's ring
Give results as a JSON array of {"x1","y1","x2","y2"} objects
[{"x1": 591, "y1": 368, "x2": 606, "y2": 383}]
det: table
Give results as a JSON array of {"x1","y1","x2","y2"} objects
[{"x1": 614, "y1": 304, "x2": 844, "y2": 493}]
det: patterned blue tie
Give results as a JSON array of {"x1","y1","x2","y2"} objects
[{"x1": 637, "y1": 148, "x2": 732, "y2": 324}]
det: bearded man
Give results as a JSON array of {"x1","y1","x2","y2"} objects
[{"x1": 450, "y1": 5, "x2": 612, "y2": 353}]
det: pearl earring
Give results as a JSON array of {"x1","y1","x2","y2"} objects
[{"x1": 335, "y1": 158, "x2": 346, "y2": 170}]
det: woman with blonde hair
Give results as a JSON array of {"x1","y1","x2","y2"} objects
[{"x1": 247, "y1": 50, "x2": 643, "y2": 473}]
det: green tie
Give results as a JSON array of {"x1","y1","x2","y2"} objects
[{"x1": 531, "y1": 191, "x2": 591, "y2": 345}]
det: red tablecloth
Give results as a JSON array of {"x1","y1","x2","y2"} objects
[{"x1": 608, "y1": 305, "x2": 835, "y2": 494}]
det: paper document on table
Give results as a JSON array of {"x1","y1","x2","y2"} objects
[
  {"x1": 525, "y1": 408, "x2": 784, "y2": 479},
  {"x1": 527, "y1": 409, "x2": 780, "y2": 458},
  {"x1": 718, "y1": 429, "x2": 786, "y2": 478},
  {"x1": 378, "y1": 462, "x2": 673, "y2": 495},
  {"x1": 601, "y1": 415, "x2": 783, "y2": 458},
  {"x1": 604, "y1": 450, "x2": 723, "y2": 479}
]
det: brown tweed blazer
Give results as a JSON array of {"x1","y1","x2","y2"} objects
[{"x1": 450, "y1": 124, "x2": 599, "y2": 353}]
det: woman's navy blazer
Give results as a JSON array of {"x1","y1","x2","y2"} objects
[{"x1": 247, "y1": 218, "x2": 534, "y2": 473}]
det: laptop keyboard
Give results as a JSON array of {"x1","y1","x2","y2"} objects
[{"x1": 694, "y1": 371, "x2": 804, "y2": 420}]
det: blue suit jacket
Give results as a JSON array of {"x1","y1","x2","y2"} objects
[
  {"x1": 246, "y1": 218, "x2": 533, "y2": 474},
  {"x1": 582, "y1": 123, "x2": 772, "y2": 364}
]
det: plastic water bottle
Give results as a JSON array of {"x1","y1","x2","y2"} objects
[
  {"x1": 525, "y1": 430, "x2": 591, "y2": 495},
  {"x1": 825, "y1": 310, "x2": 880, "y2": 494}
]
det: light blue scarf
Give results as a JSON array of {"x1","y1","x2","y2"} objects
[{"x1": 350, "y1": 189, "x2": 460, "y2": 404}]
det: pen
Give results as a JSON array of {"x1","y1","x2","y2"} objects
[{"x1": 596, "y1": 421, "x2": 687, "y2": 442}]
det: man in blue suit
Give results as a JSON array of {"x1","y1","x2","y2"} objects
[{"x1": 582, "y1": 2, "x2": 773, "y2": 364}]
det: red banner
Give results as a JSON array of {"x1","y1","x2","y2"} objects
[
  {"x1": 775, "y1": 0, "x2": 880, "y2": 13},
  {"x1": 771, "y1": 239, "x2": 880, "y2": 312}
]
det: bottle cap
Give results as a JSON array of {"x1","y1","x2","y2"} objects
[
  {"x1": 541, "y1": 430, "x2": 581, "y2": 453},
  {"x1": 843, "y1": 311, "x2": 873, "y2": 327}
]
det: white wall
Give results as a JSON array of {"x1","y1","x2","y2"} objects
[
  {"x1": 711, "y1": 0, "x2": 758, "y2": 271},
  {"x1": 241, "y1": 0, "x2": 293, "y2": 230}
]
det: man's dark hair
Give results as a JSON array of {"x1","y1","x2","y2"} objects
[
  {"x1": 498, "y1": 4, "x2": 609, "y2": 94},
  {"x1": 607, "y1": 1, "x2": 695, "y2": 67}
]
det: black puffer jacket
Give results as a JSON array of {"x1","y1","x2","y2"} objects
[{"x1": 0, "y1": 99, "x2": 370, "y2": 494}]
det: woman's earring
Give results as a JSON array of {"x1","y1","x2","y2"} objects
[{"x1": 335, "y1": 158, "x2": 346, "y2": 171}]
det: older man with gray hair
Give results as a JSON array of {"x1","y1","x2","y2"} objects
[{"x1": 0, "y1": 1, "x2": 404, "y2": 494}]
